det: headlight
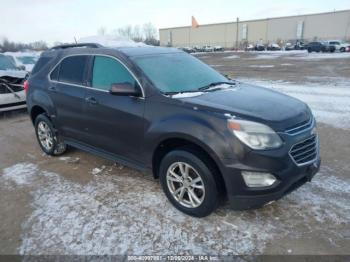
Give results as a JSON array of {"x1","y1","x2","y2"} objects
[{"x1": 227, "y1": 119, "x2": 282, "y2": 150}]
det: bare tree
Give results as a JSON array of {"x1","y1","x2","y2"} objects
[
  {"x1": 132, "y1": 25, "x2": 143, "y2": 42},
  {"x1": 117, "y1": 25, "x2": 133, "y2": 39},
  {"x1": 97, "y1": 26, "x2": 107, "y2": 36},
  {"x1": 0, "y1": 38, "x2": 48, "y2": 52},
  {"x1": 110, "y1": 22, "x2": 160, "y2": 46},
  {"x1": 142, "y1": 23, "x2": 159, "y2": 46},
  {"x1": 143, "y1": 23, "x2": 157, "y2": 40}
]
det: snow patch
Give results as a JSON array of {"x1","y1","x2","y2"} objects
[
  {"x1": 171, "y1": 92, "x2": 204, "y2": 98},
  {"x1": 224, "y1": 55, "x2": 239, "y2": 59},
  {"x1": 0, "y1": 162, "x2": 348, "y2": 255},
  {"x1": 249, "y1": 65, "x2": 275, "y2": 68},
  {"x1": 91, "y1": 166, "x2": 106, "y2": 175},
  {"x1": 286, "y1": 52, "x2": 350, "y2": 60},
  {"x1": 1, "y1": 163, "x2": 39, "y2": 186},
  {"x1": 78, "y1": 35, "x2": 146, "y2": 48}
]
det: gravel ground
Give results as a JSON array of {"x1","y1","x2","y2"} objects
[{"x1": 0, "y1": 51, "x2": 349, "y2": 256}]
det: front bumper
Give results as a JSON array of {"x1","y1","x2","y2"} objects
[
  {"x1": 0, "y1": 90, "x2": 26, "y2": 112},
  {"x1": 221, "y1": 121, "x2": 321, "y2": 210},
  {"x1": 223, "y1": 158, "x2": 320, "y2": 210}
]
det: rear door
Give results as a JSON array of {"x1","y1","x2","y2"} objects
[
  {"x1": 83, "y1": 55, "x2": 145, "y2": 162},
  {"x1": 48, "y1": 55, "x2": 91, "y2": 141}
]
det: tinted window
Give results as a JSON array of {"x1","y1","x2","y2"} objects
[
  {"x1": 17, "y1": 56, "x2": 37, "y2": 65},
  {"x1": 0, "y1": 55, "x2": 17, "y2": 70},
  {"x1": 92, "y1": 56, "x2": 136, "y2": 91},
  {"x1": 50, "y1": 65, "x2": 60, "y2": 81},
  {"x1": 59, "y1": 56, "x2": 88, "y2": 85},
  {"x1": 31, "y1": 56, "x2": 52, "y2": 75},
  {"x1": 132, "y1": 52, "x2": 227, "y2": 93}
]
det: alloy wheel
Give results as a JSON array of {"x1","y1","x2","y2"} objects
[
  {"x1": 37, "y1": 121, "x2": 54, "y2": 151},
  {"x1": 166, "y1": 162, "x2": 205, "y2": 208}
]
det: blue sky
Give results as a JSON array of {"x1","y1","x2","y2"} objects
[{"x1": 0, "y1": 0, "x2": 349, "y2": 43}]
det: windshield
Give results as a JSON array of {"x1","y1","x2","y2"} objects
[
  {"x1": 0, "y1": 55, "x2": 17, "y2": 70},
  {"x1": 132, "y1": 52, "x2": 228, "y2": 93},
  {"x1": 17, "y1": 56, "x2": 37, "y2": 65}
]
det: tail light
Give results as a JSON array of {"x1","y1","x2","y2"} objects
[{"x1": 23, "y1": 80, "x2": 29, "y2": 92}]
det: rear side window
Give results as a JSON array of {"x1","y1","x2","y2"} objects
[
  {"x1": 92, "y1": 56, "x2": 136, "y2": 91},
  {"x1": 50, "y1": 65, "x2": 60, "y2": 81},
  {"x1": 59, "y1": 56, "x2": 88, "y2": 85},
  {"x1": 31, "y1": 56, "x2": 52, "y2": 75}
]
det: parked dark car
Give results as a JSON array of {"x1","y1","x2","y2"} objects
[
  {"x1": 285, "y1": 41, "x2": 306, "y2": 51},
  {"x1": 179, "y1": 47, "x2": 195, "y2": 53},
  {"x1": 306, "y1": 41, "x2": 335, "y2": 53},
  {"x1": 254, "y1": 44, "x2": 265, "y2": 51},
  {"x1": 26, "y1": 43, "x2": 320, "y2": 217},
  {"x1": 266, "y1": 43, "x2": 281, "y2": 51}
]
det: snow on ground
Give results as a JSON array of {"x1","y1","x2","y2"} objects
[
  {"x1": 224, "y1": 55, "x2": 240, "y2": 59},
  {"x1": 286, "y1": 52, "x2": 350, "y2": 60},
  {"x1": 209, "y1": 64, "x2": 224, "y2": 67},
  {"x1": 0, "y1": 162, "x2": 349, "y2": 255},
  {"x1": 248, "y1": 51, "x2": 350, "y2": 60},
  {"x1": 252, "y1": 51, "x2": 306, "y2": 59},
  {"x1": 249, "y1": 65, "x2": 275, "y2": 68},
  {"x1": 237, "y1": 78, "x2": 350, "y2": 130}
]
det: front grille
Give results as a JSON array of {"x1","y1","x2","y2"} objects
[
  {"x1": 285, "y1": 117, "x2": 313, "y2": 135},
  {"x1": 290, "y1": 135, "x2": 318, "y2": 165}
]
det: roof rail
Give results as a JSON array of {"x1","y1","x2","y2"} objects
[{"x1": 51, "y1": 43, "x2": 103, "y2": 50}]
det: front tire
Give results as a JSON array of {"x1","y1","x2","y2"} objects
[
  {"x1": 159, "y1": 149, "x2": 220, "y2": 217},
  {"x1": 35, "y1": 114, "x2": 67, "y2": 156}
]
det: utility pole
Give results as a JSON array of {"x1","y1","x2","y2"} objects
[{"x1": 236, "y1": 17, "x2": 239, "y2": 50}]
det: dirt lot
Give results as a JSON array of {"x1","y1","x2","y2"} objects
[{"x1": 0, "y1": 51, "x2": 349, "y2": 256}]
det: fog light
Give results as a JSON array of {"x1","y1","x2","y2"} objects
[{"x1": 241, "y1": 171, "x2": 277, "y2": 187}]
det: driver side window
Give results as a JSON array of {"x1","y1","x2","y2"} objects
[{"x1": 92, "y1": 56, "x2": 136, "y2": 91}]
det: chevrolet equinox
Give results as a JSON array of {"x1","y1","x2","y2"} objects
[{"x1": 26, "y1": 43, "x2": 321, "y2": 217}]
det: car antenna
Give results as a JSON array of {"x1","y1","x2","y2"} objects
[{"x1": 74, "y1": 37, "x2": 78, "y2": 44}]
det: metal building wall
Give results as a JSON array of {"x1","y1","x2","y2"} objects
[{"x1": 159, "y1": 9, "x2": 350, "y2": 48}]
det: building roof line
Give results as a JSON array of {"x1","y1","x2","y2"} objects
[{"x1": 159, "y1": 9, "x2": 350, "y2": 31}]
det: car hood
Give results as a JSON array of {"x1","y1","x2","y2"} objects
[
  {"x1": 0, "y1": 70, "x2": 27, "y2": 78},
  {"x1": 173, "y1": 82, "x2": 311, "y2": 131}
]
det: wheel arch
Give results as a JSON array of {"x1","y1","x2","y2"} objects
[
  {"x1": 151, "y1": 136, "x2": 227, "y2": 195},
  {"x1": 30, "y1": 105, "x2": 48, "y2": 124}
]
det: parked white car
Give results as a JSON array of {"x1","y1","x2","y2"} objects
[
  {"x1": 202, "y1": 45, "x2": 214, "y2": 52},
  {"x1": 0, "y1": 54, "x2": 27, "y2": 112},
  {"x1": 326, "y1": 40, "x2": 350, "y2": 52},
  {"x1": 5, "y1": 52, "x2": 40, "y2": 72}
]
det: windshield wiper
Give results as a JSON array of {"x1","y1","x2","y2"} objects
[
  {"x1": 163, "y1": 89, "x2": 203, "y2": 95},
  {"x1": 198, "y1": 81, "x2": 236, "y2": 91}
]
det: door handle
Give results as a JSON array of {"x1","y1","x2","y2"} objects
[
  {"x1": 85, "y1": 96, "x2": 98, "y2": 104},
  {"x1": 48, "y1": 86, "x2": 57, "y2": 92}
]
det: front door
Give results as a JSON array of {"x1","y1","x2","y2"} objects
[{"x1": 84, "y1": 55, "x2": 145, "y2": 163}]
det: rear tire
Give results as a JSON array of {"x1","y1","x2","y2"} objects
[
  {"x1": 159, "y1": 148, "x2": 220, "y2": 217},
  {"x1": 34, "y1": 114, "x2": 67, "y2": 156}
]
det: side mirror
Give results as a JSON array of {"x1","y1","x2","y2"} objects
[{"x1": 109, "y1": 82, "x2": 141, "y2": 97}]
